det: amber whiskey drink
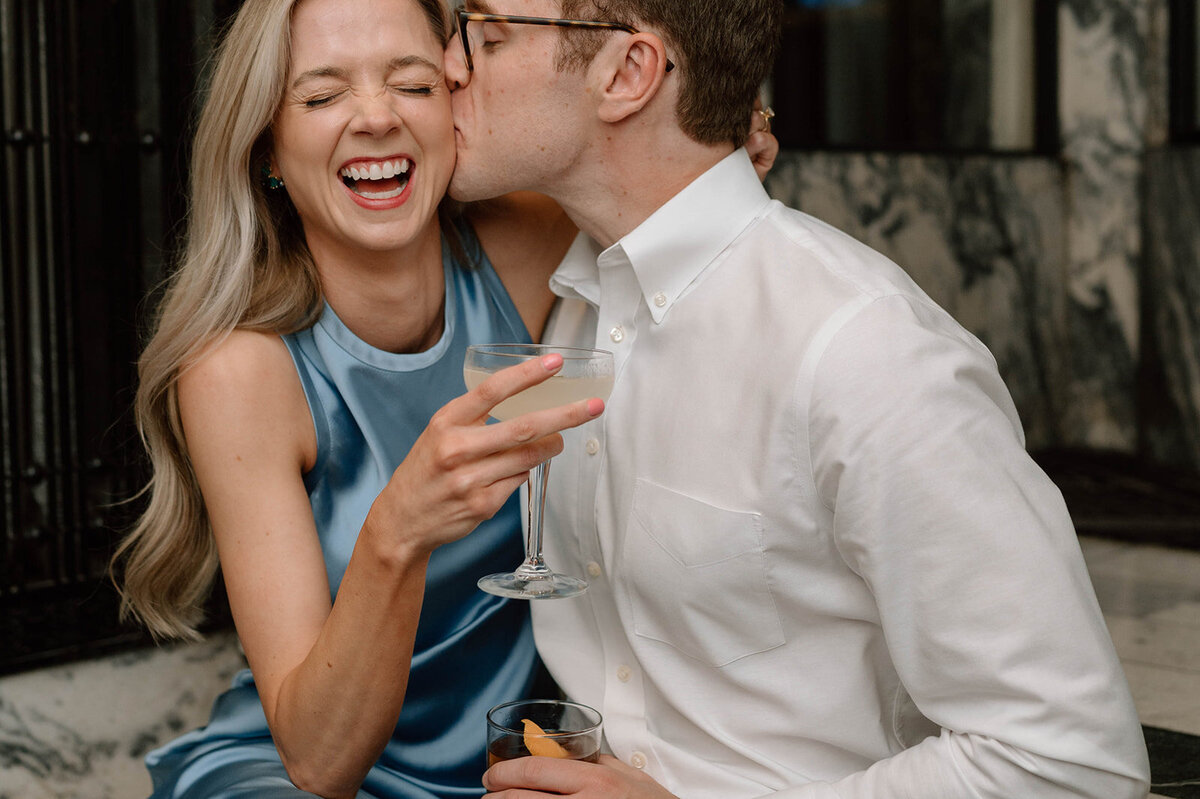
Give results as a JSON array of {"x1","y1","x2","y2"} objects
[
  {"x1": 487, "y1": 733, "x2": 601, "y2": 766},
  {"x1": 486, "y1": 699, "x2": 603, "y2": 769}
]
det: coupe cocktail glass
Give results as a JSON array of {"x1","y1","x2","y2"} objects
[{"x1": 464, "y1": 344, "x2": 613, "y2": 599}]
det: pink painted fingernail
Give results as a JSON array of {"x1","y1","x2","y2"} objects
[
  {"x1": 587, "y1": 398, "x2": 605, "y2": 416},
  {"x1": 542, "y1": 353, "x2": 563, "y2": 370}
]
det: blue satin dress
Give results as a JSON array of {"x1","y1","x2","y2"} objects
[{"x1": 145, "y1": 223, "x2": 539, "y2": 798}]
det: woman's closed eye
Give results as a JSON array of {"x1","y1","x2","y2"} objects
[
  {"x1": 391, "y1": 84, "x2": 436, "y2": 96},
  {"x1": 296, "y1": 88, "x2": 346, "y2": 108}
]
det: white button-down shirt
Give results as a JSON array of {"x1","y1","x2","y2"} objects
[{"x1": 534, "y1": 149, "x2": 1149, "y2": 798}]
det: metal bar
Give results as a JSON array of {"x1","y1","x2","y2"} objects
[
  {"x1": 44, "y1": 0, "x2": 85, "y2": 583},
  {"x1": 0, "y1": 0, "x2": 17, "y2": 594},
  {"x1": 31, "y1": 0, "x2": 66, "y2": 588},
  {"x1": 4, "y1": 0, "x2": 39, "y2": 594},
  {"x1": 21, "y1": 0, "x2": 55, "y2": 591}
]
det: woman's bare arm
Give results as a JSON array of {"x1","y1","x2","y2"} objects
[
  {"x1": 178, "y1": 329, "x2": 601, "y2": 798},
  {"x1": 178, "y1": 329, "x2": 420, "y2": 797}
]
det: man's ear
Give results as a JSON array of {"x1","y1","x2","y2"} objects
[{"x1": 596, "y1": 32, "x2": 671, "y2": 124}]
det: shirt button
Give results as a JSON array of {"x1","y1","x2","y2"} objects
[
  {"x1": 586, "y1": 561, "x2": 602, "y2": 578},
  {"x1": 653, "y1": 291, "x2": 667, "y2": 307},
  {"x1": 616, "y1": 665, "x2": 632, "y2": 682},
  {"x1": 609, "y1": 326, "x2": 624, "y2": 343},
  {"x1": 585, "y1": 438, "x2": 600, "y2": 455},
  {"x1": 630, "y1": 751, "x2": 647, "y2": 769}
]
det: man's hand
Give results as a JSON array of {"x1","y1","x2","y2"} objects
[{"x1": 483, "y1": 755, "x2": 680, "y2": 799}]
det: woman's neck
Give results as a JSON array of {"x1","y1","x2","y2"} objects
[{"x1": 311, "y1": 224, "x2": 447, "y2": 354}]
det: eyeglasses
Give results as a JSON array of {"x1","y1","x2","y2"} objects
[{"x1": 454, "y1": 8, "x2": 674, "y2": 74}]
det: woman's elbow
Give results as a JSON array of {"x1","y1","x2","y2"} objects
[{"x1": 281, "y1": 752, "x2": 364, "y2": 799}]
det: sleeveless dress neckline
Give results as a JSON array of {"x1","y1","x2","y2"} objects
[{"x1": 315, "y1": 259, "x2": 456, "y2": 372}]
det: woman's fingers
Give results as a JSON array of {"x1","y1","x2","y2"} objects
[
  {"x1": 381, "y1": 354, "x2": 607, "y2": 550},
  {"x1": 430, "y1": 398, "x2": 602, "y2": 505},
  {"x1": 487, "y1": 397, "x2": 603, "y2": 448},
  {"x1": 459, "y1": 352, "x2": 564, "y2": 423}
]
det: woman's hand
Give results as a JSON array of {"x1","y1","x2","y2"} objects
[{"x1": 365, "y1": 352, "x2": 603, "y2": 556}]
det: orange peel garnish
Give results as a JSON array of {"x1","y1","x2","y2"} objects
[{"x1": 521, "y1": 718, "x2": 570, "y2": 758}]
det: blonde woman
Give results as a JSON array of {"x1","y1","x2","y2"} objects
[{"x1": 114, "y1": 0, "x2": 600, "y2": 795}]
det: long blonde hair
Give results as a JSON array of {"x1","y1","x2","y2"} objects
[{"x1": 113, "y1": 0, "x2": 451, "y2": 640}]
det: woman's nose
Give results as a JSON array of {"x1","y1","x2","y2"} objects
[{"x1": 351, "y1": 90, "x2": 402, "y2": 134}]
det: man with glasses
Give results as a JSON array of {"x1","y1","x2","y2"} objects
[{"x1": 443, "y1": 2, "x2": 1150, "y2": 798}]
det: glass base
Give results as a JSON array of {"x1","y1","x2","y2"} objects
[{"x1": 477, "y1": 571, "x2": 588, "y2": 600}]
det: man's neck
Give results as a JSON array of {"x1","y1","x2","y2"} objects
[{"x1": 551, "y1": 129, "x2": 736, "y2": 249}]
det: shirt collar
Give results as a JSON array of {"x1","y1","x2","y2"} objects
[
  {"x1": 548, "y1": 229, "x2": 604, "y2": 306},
  {"x1": 549, "y1": 148, "x2": 772, "y2": 322},
  {"x1": 617, "y1": 148, "x2": 773, "y2": 322}
]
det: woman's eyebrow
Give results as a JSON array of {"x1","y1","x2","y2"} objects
[
  {"x1": 292, "y1": 56, "x2": 440, "y2": 89},
  {"x1": 292, "y1": 66, "x2": 348, "y2": 89},
  {"x1": 387, "y1": 55, "x2": 441, "y2": 74}
]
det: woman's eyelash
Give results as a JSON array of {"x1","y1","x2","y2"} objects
[
  {"x1": 302, "y1": 91, "x2": 343, "y2": 108},
  {"x1": 299, "y1": 85, "x2": 433, "y2": 106}
]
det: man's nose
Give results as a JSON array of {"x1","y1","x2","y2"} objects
[{"x1": 443, "y1": 35, "x2": 470, "y2": 90}]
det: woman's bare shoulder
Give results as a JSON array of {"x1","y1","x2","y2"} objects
[
  {"x1": 467, "y1": 193, "x2": 574, "y2": 262},
  {"x1": 180, "y1": 328, "x2": 294, "y2": 391},
  {"x1": 177, "y1": 328, "x2": 315, "y2": 470},
  {"x1": 466, "y1": 194, "x2": 577, "y2": 341}
]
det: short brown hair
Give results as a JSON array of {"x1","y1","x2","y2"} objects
[{"x1": 557, "y1": 0, "x2": 781, "y2": 147}]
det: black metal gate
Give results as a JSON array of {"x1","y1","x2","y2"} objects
[{"x1": 1, "y1": 0, "x2": 239, "y2": 675}]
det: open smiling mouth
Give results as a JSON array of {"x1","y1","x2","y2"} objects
[{"x1": 339, "y1": 158, "x2": 412, "y2": 200}]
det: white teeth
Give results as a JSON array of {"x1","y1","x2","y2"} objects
[
  {"x1": 357, "y1": 186, "x2": 405, "y2": 200},
  {"x1": 340, "y1": 158, "x2": 410, "y2": 181},
  {"x1": 339, "y1": 158, "x2": 412, "y2": 202}
]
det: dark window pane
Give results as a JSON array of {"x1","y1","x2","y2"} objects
[{"x1": 773, "y1": 0, "x2": 1055, "y2": 153}]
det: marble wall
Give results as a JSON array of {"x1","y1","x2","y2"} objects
[
  {"x1": 766, "y1": 0, "x2": 1188, "y2": 461},
  {"x1": 1141, "y1": 0, "x2": 1200, "y2": 470},
  {"x1": 1145, "y1": 148, "x2": 1200, "y2": 469},
  {"x1": 1058, "y1": 0, "x2": 1161, "y2": 450}
]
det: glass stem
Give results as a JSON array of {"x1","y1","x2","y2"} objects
[{"x1": 517, "y1": 459, "x2": 552, "y2": 578}]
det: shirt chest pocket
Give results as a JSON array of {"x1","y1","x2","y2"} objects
[{"x1": 624, "y1": 479, "x2": 785, "y2": 667}]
